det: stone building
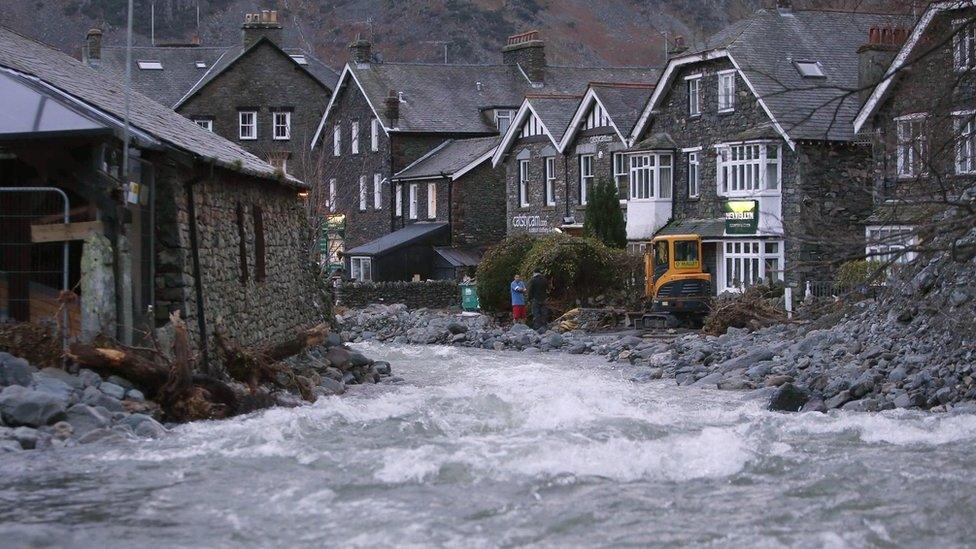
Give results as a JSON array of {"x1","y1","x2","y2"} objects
[
  {"x1": 854, "y1": 1, "x2": 976, "y2": 265},
  {"x1": 0, "y1": 26, "x2": 326, "y2": 369},
  {"x1": 627, "y1": 5, "x2": 909, "y2": 294},
  {"x1": 492, "y1": 82, "x2": 656, "y2": 244},
  {"x1": 82, "y1": 10, "x2": 337, "y2": 181},
  {"x1": 311, "y1": 30, "x2": 658, "y2": 277}
]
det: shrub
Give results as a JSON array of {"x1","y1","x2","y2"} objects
[
  {"x1": 835, "y1": 260, "x2": 885, "y2": 291},
  {"x1": 582, "y1": 179, "x2": 627, "y2": 249},
  {"x1": 519, "y1": 234, "x2": 618, "y2": 302},
  {"x1": 475, "y1": 234, "x2": 535, "y2": 312}
]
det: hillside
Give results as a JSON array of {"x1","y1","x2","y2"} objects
[{"x1": 0, "y1": 0, "x2": 913, "y2": 70}]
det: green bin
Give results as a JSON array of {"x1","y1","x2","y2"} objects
[{"x1": 460, "y1": 283, "x2": 480, "y2": 311}]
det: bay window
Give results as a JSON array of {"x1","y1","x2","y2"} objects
[
  {"x1": 628, "y1": 152, "x2": 673, "y2": 200},
  {"x1": 723, "y1": 240, "x2": 783, "y2": 292},
  {"x1": 579, "y1": 154, "x2": 594, "y2": 205},
  {"x1": 896, "y1": 114, "x2": 927, "y2": 178},
  {"x1": 716, "y1": 142, "x2": 782, "y2": 195},
  {"x1": 519, "y1": 159, "x2": 530, "y2": 207},
  {"x1": 613, "y1": 153, "x2": 629, "y2": 200},
  {"x1": 545, "y1": 157, "x2": 556, "y2": 206},
  {"x1": 955, "y1": 111, "x2": 976, "y2": 174}
]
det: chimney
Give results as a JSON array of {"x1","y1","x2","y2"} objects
[
  {"x1": 671, "y1": 35, "x2": 688, "y2": 56},
  {"x1": 776, "y1": 0, "x2": 793, "y2": 12},
  {"x1": 858, "y1": 26, "x2": 907, "y2": 104},
  {"x1": 503, "y1": 31, "x2": 546, "y2": 84},
  {"x1": 242, "y1": 10, "x2": 283, "y2": 49},
  {"x1": 84, "y1": 28, "x2": 102, "y2": 66},
  {"x1": 348, "y1": 35, "x2": 372, "y2": 64},
  {"x1": 384, "y1": 90, "x2": 400, "y2": 124}
]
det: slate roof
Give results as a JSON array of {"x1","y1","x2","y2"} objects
[
  {"x1": 96, "y1": 41, "x2": 338, "y2": 109},
  {"x1": 347, "y1": 62, "x2": 659, "y2": 134},
  {"x1": 393, "y1": 136, "x2": 499, "y2": 181},
  {"x1": 714, "y1": 9, "x2": 912, "y2": 142},
  {"x1": 658, "y1": 218, "x2": 727, "y2": 239},
  {"x1": 631, "y1": 132, "x2": 678, "y2": 151},
  {"x1": 590, "y1": 83, "x2": 655, "y2": 137},
  {"x1": 528, "y1": 94, "x2": 582, "y2": 144},
  {"x1": 345, "y1": 222, "x2": 449, "y2": 256},
  {"x1": 434, "y1": 247, "x2": 482, "y2": 267},
  {"x1": 0, "y1": 26, "x2": 301, "y2": 185}
]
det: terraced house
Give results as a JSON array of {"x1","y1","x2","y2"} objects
[
  {"x1": 854, "y1": 0, "x2": 976, "y2": 265},
  {"x1": 313, "y1": 31, "x2": 657, "y2": 281},
  {"x1": 83, "y1": 9, "x2": 337, "y2": 180},
  {"x1": 626, "y1": 4, "x2": 909, "y2": 294}
]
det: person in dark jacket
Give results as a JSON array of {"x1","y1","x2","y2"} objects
[{"x1": 526, "y1": 270, "x2": 549, "y2": 330}]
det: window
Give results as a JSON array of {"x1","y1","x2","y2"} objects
[
  {"x1": 579, "y1": 154, "x2": 594, "y2": 205},
  {"x1": 628, "y1": 153, "x2": 673, "y2": 200},
  {"x1": 359, "y1": 176, "x2": 367, "y2": 211},
  {"x1": 793, "y1": 61, "x2": 826, "y2": 78},
  {"x1": 519, "y1": 159, "x2": 530, "y2": 207},
  {"x1": 954, "y1": 21, "x2": 976, "y2": 71},
  {"x1": 371, "y1": 119, "x2": 380, "y2": 151},
  {"x1": 687, "y1": 76, "x2": 701, "y2": 116},
  {"x1": 252, "y1": 205, "x2": 266, "y2": 282},
  {"x1": 687, "y1": 151, "x2": 700, "y2": 198},
  {"x1": 716, "y1": 142, "x2": 781, "y2": 195},
  {"x1": 350, "y1": 257, "x2": 372, "y2": 282},
  {"x1": 955, "y1": 112, "x2": 976, "y2": 174},
  {"x1": 674, "y1": 240, "x2": 700, "y2": 269},
  {"x1": 239, "y1": 111, "x2": 257, "y2": 140},
  {"x1": 329, "y1": 179, "x2": 336, "y2": 212},
  {"x1": 866, "y1": 226, "x2": 916, "y2": 265},
  {"x1": 718, "y1": 70, "x2": 736, "y2": 112},
  {"x1": 137, "y1": 61, "x2": 162, "y2": 70},
  {"x1": 427, "y1": 182, "x2": 437, "y2": 219},
  {"x1": 613, "y1": 153, "x2": 629, "y2": 200},
  {"x1": 333, "y1": 125, "x2": 341, "y2": 157},
  {"x1": 235, "y1": 203, "x2": 248, "y2": 284},
  {"x1": 268, "y1": 154, "x2": 287, "y2": 173},
  {"x1": 374, "y1": 174, "x2": 383, "y2": 209},
  {"x1": 193, "y1": 118, "x2": 213, "y2": 132},
  {"x1": 395, "y1": 184, "x2": 403, "y2": 216},
  {"x1": 723, "y1": 240, "x2": 783, "y2": 292},
  {"x1": 896, "y1": 115, "x2": 927, "y2": 178},
  {"x1": 495, "y1": 109, "x2": 513, "y2": 133},
  {"x1": 351, "y1": 121, "x2": 360, "y2": 154},
  {"x1": 545, "y1": 157, "x2": 556, "y2": 206},
  {"x1": 409, "y1": 184, "x2": 418, "y2": 219},
  {"x1": 272, "y1": 111, "x2": 291, "y2": 140}
]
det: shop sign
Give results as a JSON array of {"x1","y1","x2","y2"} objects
[
  {"x1": 511, "y1": 214, "x2": 550, "y2": 233},
  {"x1": 588, "y1": 135, "x2": 614, "y2": 143},
  {"x1": 724, "y1": 200, "x2": 758, "y2": 235}
]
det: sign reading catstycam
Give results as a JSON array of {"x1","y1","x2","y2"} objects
[{"x1": 724, "y1": 200, "x2": 758, "y2": 235}]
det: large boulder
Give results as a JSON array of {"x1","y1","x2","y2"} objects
[
  {"x1": 0, "y1": 385, "x2": 67, "y2": 427},
  {"x1": 0, "y1": 353, "x2": 35, "y2": 387},
  {"x1": 122, "y1": 414, "x2": 167, "y2": 439},
  {"x1": 65, "y1": 404, "x2": 111, "y2": 436},
  {"x1": 768, "y1": 383, "x2": 810, "y2": 412}
]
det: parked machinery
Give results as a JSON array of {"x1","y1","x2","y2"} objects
[{"x1": 638, "y1": 234, "x2": 712, "y2": 329}]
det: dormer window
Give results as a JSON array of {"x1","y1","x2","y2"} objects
[
  {"x1": 495, "y1": 109, "x2": 513, "y2": 133},
  {"x1": 195, "y1": 61, "x2": 207, "y2": 69},
  {"x1": 794, "y1": 60, "x2": 825, "y2": 78},
  {"x1": 137, "y1": 61, "x2": 163, "y2": 70},
  {"x1": 290, "y1": 55, "x2": 308, "y2": 65}
]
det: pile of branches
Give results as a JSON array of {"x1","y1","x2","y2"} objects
[
  {"x1": 703, "y1": 285, "x2": 789, "y2": 336},
  {"x1": 66, "y1": 312, "x2": 329, "y2": 423}
]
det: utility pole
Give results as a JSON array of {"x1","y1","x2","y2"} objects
[{"x1": 422, "y1": 40, "x2": 450, "y2": 64}]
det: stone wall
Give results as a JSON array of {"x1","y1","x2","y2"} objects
[
  {"x1": 338, "y1": 280, "x2": 459, "y2": 309},
  {"x1": 453, "y1": 162, "x2": 507, "y2": 247}
]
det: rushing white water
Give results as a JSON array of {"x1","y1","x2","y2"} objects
[{"x1": 2, "y1": 343, "x2": 976, "y2": 547}]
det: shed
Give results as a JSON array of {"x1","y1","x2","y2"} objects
[{"x1": 344, "y1": 222, "x2": 450, "y2": 282}]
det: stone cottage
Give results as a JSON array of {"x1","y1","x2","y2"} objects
[
  {"x1": 83, "y1": 9, "x2": 337, "y2": 182},
  {"x1": 0, "y1": 26, "x2": 326, "y2": 369},
  {"x1": 627, "y1": 4, "x2": 909, "y2": 294},
  {"x1": 854, "y1": 0, "x2": 976, "y2": 265}
]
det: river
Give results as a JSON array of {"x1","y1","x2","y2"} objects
[{"x1": 2, "y1": 343, "x2": 976, "y2": 548}]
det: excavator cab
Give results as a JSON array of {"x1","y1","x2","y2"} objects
[{"x1": 639, "y1": 235, "x2": 712, "y2": 328}]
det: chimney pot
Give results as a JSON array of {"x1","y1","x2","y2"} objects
[
  {"x1": 348, "y1": 35, "x2": 373, "y2": 64},
  {"x1": 384, "y1": 90, "x2": 400, "y2": 123},
  {"x1": 242, "y1": 8, "x2": 283, "y2": 48},
  {"x1": 85, "y1": 28, "x2": 102, "y2": 64},
  {"x1": 502, "y1": 30, "x2": 546, "y2": 84}
]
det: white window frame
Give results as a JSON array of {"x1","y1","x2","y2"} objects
[
  {"x1": 954, "y1": 19, "x2": 976, "y2": 72},
  {"x1": 895, "y1": 113, "x2": 927, "y2": 179},
  {"x1": 685, "y1": 74, "x2": 702, "y2": 116},
  {"x1": 272, "y1": 111, "x2": 291, "y2": 140},
  {"x1": 427, "y1": 182, "x2": 437, "y2": 219},
  {"x1": 371, "y1": 118, "x2": 380, "y2": 151},
  {"x1": 395, "y1": 183, "x2": 403, "y2": 216},
  {"x1": 359, "y1": 176, "x2": 367, "y2": 211},
  {"x1": 579, "y1": 154, "x2": 594, "y2": 205},
  {"x1": 333, "y1": 125, "x2": 341, "y2": 157},
  {"x1": 686, "y1": 149, "x2": 700, "y2": 198},
  {"x1": 613, "y1": 152, "x2": 629, "y2": 202},
  {"x1": 519, "y1": 159, "x2": 530, "y2": 208},
  {"x1": 721, "y1": 240, "x2": 784, "y2": 293},
  {"x1": 239, "y1": 111, "x2": 257, "y2": 140},
  {"x1": 329, "y1": 179, "x2": 336, "y2": 212},
  {"x1": 718, "y1": 70, "x2": 736, "y2": 113},
  {"x1": 351, "y1": 121, "x2": 360, "y2": 154},
  {"x1": 350, "y1": 257, "x2": 372, "y2": 282},
  {"x1": 716, "y1": 141, "x2": 782, "y2": 196},
  {"x1": 409, "y1": 184, "x2": 418, "y2": 219},
  {"x1": 628, "y1": 152, "x2": 672, "y2": 201},
  {"x1": 495, "y1": 109, "x2": 513, "y2": 133},
  {"x1": 373, "y1": 174, "x2": 383, "y2": 210},
  {"x1": 545, "y1": 156, "x2": 556, "y2": 206},
  {"x1": 193, "y1": 118, "x2": 213, "y2": 132},
  {"x1": 865, "y1": 226, "x2": 917, "y2": 265},
  {"x1": 954, "y1": 110, "x2": 976, "y2": 174}
]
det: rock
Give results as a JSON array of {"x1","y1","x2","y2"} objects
[
  {"x1": 492, "y1": 341, "x2": 506, "y2": 351},
  {"x1": 693, "y1": 372, "x2": 723, "y2": 387},
  {"x1": 325, "y1": 347, "x2": 351, "y2": 369},
  {"x1": 51, "y1": 421, "x2": 73, "y2": 440},
  {"x1": 99, "y1": 382, "x2": 126, "y2": 400},
  {"x1": 764, "y1": 375, "x2": 793, "y2": 387},
  {"x1": 106, "y1": 376, "x2": 135, "y2": 391},
  {"x1": 77, "y1": 369, "x2": 101, "y2": 388},
  {"x1": 341, "y1": 372, "x2": 357, "y2": 385},
  {"x1": 81, "y1": 386, "x2": 124, "y2": 413},
  {"x1": 949, "y1": 289, "x2": 970, "y2": 307},
  {"x1": 0, "y1": 385, "x2": 67, "y2": 427},
  {"x1": 768, "y1": 383, "x2": 810, "y2": 412},
  {"x1": 37, "y1": 367, "x2": 84, "y2": 389},
  {"x1": 126, "y1": 389, "x2": 145, "y2": 402},
  {"x1": 800, "y1": 398, "x2": 827, "y2": 413},
  {"x1": 373, "y1": 361, "x2": 392, "y2": 375},
  {"x1": 123, "y1": 414, "x2": 167, "y2": 439},
  {"x1": 567, "y1": 344, "x2": 588, "y2": 355},
  {"x1": 935, "y1": 387, "x2": 955, "y2": 405},
  {"x1": 523, "y1": 347, "x2": 540, "y2": 354},
  {"x1": 316, "y1": 377, "x2": 345, "y2": 396},
  {"x1": 446, "y1": 322, "x2": 468, "y2": 335},
  {"x1": 545, "y1": 334, "x2": 565, "y2": 348},
  {"x1": 31, "y1": 375, "x2": 76, "y2": 403},
  {"x1": 0, "y1": 439, "x2": 22, "y2": 453},
  {"x1": 842, "y1": 398, "x2": 879, "y2": 412},
  {"x1": 0, "y1": 353, "x2": 35, "y2": 387},
  {"x1": 77, "y1": 428, "x2": 125, "y2": 445},
  {"x1": 509, "y1": 323, "x2": 534, "y2": 333},
  {"x1": 825, "y1": 390, "x2": 852, "y2": 410},
  {"x1": 65, "y1": 404, "x2": 110, "y2": 436},
  {"x1": 745, "y1": 362, "x2": 773, "y2": 379},
  {"x1": 887, "y1": 367, "x2": 908, "y2": 382},
  {"x1": 450, "y1": 333, "x2": 467, "y2": 343},
  {"x1": 850, "y1": 372, "x2": 876, "y2": 398},
  {"x1": 718, "y1": 377, "x2": 753, "y2": 390},
  {"x1": 12, "y1": 426, "x2": 40, "y2": 449}
]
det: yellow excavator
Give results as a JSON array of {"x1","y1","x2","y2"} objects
[{"x1": 637, "y1": 234, "x2": 712, "y2": 329}]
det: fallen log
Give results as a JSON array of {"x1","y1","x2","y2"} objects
[
  {"x1": 262, "y1": 323, "x2": 331, "y2": 362},
  {"x1": 214, "y1": 322, "x2": 320, "y2": 402},
  {"x1": 66, "y1": 344, "x2": 168, "y2": 396}
]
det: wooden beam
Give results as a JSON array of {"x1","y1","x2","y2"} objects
[{"x1": 30, "y1": 220, "x2": 104, "y2": 243}]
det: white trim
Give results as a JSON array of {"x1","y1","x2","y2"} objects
[
  {"x1": 680, "y1": 146, "x2": 703, "y2": 153},
  {"x1": 558, "y1": 87, "x2": 629, "y2": 151},
  {"x1": 894, "y1": 112, "x2": 928, "y2": 121},
  {"x1": 174, "y1": 50, "x2": 227, "y2": 108},
  {"x1": 238, "y1": 110, "x2": 257, "y2": 140},
  {"x1": 683, "y1": 73, "x2": 703, "y2": 81},
  {"x1": 427, "y1": 181, "x2": 437, "y2": 219},
  {"x1": 452, "y1": 146, "x2": 497, "y2": 181},
  {"x1": 717, "y1": 69, "x2": 736, "y2": 113},
  {"x1": 393, "y1": 140, "x2": 452, "y2": 179},
  {"x1": 272, "y1": 111, "x2": 291, "y2": 140},
  {"x1": 492, "y1": 98, "x2": 561, "y2": 167},
  {"x1": 311, "y1": 64, "x2": 391, "y2": 149}
]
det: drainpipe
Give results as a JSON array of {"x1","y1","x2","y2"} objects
[
  {"x1": 184, "y1": 168, "x2": 211, "y2": 375},
  {"x1": 442, "y1": 173, "x2": 452, "y2": 242},
  {"x1": 563, "y1": 154, "x2": 571, "y2": 219}
]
